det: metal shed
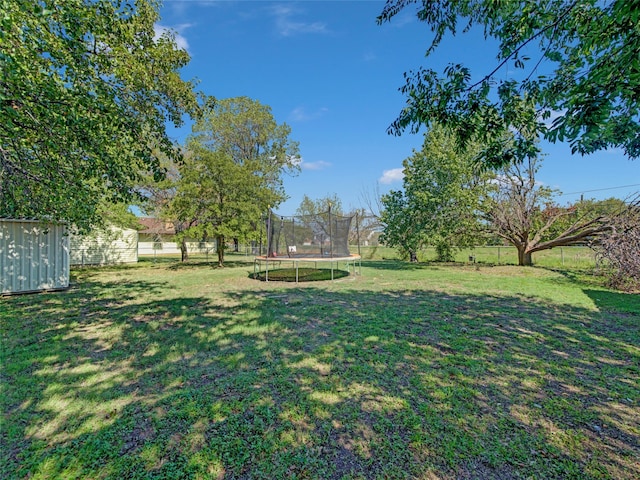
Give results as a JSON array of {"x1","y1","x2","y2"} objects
[{"x1": 0, "y1": 219, "x2": 70, "y2": 294}]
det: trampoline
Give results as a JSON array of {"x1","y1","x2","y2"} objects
[{"x1": 254, "y1": 207, "x2": 362, "y2": 282}]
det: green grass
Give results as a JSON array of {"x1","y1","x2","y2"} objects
[{"x1": 2, "y1": 257, "x2": 639, "y2": 479}]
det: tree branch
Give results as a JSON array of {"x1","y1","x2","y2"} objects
[{"x1": 467, "y1": 0, "x2": 581, "y2": 92}]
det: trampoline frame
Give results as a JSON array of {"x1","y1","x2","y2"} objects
[{"x1": 253, "y1": 254, "x2": 361, "y2": 283}]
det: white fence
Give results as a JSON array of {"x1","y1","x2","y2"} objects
[{"x1": 137, "y1": 241, "x2": 217, "y2": 256}]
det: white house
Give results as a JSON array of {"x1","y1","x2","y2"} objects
[{"x1": 70, "y1": 226, "x2": 138, "y2": 266}]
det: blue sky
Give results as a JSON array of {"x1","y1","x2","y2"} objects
[{"x1": 158, "y1": 0, "x2": 639, "y2": 215}]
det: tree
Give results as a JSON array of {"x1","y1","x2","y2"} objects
[
  {"x1": 357, "y1": 185, "x2": 386, "y2": 248},
  {"x1": 347, "y1": 206, "x2": 380, "y2": 248},
  {"x1": 1, "y1": 0, "x2": 197, "y2": 230},
  {"x1": 379, "y1": 190, "x2": 422, "y2": 262},
  {"x1": 97, "y1": 201, "x2": 141, "y2": 231},
  {"x1": 171, "y1": 143, "x2": 278, "y2": 266},
  {"x1": 192, "y1": 96, "x2": 300, "y2": 198},
  {"x1": 591, "y1": 196, "x2": 640, "y2": 292},
  {"x1": 295, "y1": 194, "x2": 343, "y2": 217},
  {"x1": 173, "y1": 97, "x2": 300, "y2": 266},
  {"x1": 135, "y1": 148, "x2": 195, "y2": 261},
  {"x1": 380, "y1": 125, "x2": 492, "y2": 262},
  {"x1": 378, "y1": 0, "x2": 640, "y2": 167},
  {"x1": 486, "y1": 156, "x2": 612, "y2": 266}
]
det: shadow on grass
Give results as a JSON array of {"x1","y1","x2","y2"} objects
[
  {"x1": 583, "y1": 288, "x2": 640, "y2": 314},
  {"x1": 2, "y1": 279, "x2": 639, "y2": 479},
  {"x1": 137, "y1": 256, "x2": 182, "y2": 266},
  {"x1": 536, "y1": 266, "x2": 640, "y2": 315},
  {"x1": 165, "y1": 259, "x2": 253, "y2": 271},
  {"x1": 538, "y1": 265, "x2": 602, "y2": 286},
  {"x1": 137, "y1": 255, "x2": 254, "y2": 270},
  {"x1": 361, "y1": 259, "x2": 433, "y2": 271},
  {"x1": 251, "y1": 268, "x2": 351, "y2": 282}
]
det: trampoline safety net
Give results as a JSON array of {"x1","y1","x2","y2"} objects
[{"x1": 265, "y1": 209, "x2": 355, "y2": 258}]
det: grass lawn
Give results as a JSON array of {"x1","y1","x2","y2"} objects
[{"x1": 1, "y1": 256, "x2": 639, "y2": 479}]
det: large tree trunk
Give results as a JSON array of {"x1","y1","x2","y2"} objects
[
  {"x1": 409, "y1": 249, "x2": 418, "y2": 263},
  {"x1": 517, "y1": 247, "x2": 533, "y2": 266},
  {"x1": 216, "y1": 234, "x2": 225, "y2": 267},
  {"x1": 180, "y1": 238, "x2": 189, "y2": 262}
]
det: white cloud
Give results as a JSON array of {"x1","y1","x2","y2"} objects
[
  {"x1": 379, "y1": 168, "x2": 404, "y2": 184},
  {"x1": 301, "y1": 160, "x2": 332, "y2": 171},
  {"x1": 539, "y1": 109, "x2": 567, "y2": 128},
  {"x1": 289, "y1": 106, "x2": 329, "y2": 122},
  {"x1": 383, "y1": 11, "x2": 416, "y2": 29},
  {"x1": 154, "y1": 23, "x2": 191, "y2": 53},
  {"x1": 270, "y1": 4, "x2": 328, "y2": 37},
  {"x1": 166, "y1": 0, "x2": 219, "y2": 17},
  {"x1": 362, "y1": 51, "x2": 377, "y2": 62},
  {"x1": 289, "y1": 156, "x2": 302, "y2": 167}
]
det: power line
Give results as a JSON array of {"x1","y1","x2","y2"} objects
[{"x1": 558, "y1": 183, "x2": 640, "y2": 197}]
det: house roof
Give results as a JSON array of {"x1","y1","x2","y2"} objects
[{"x1": 138, "y1": 217, "x2": 176, "y2": 235}]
